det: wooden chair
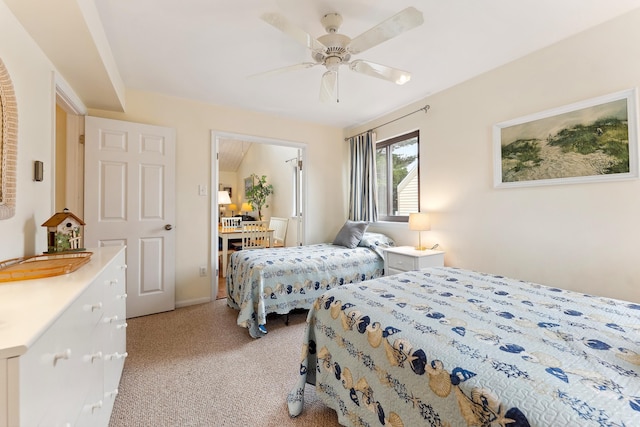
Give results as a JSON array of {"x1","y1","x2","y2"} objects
[
  {"x1": 232, "y1": 221, "x2": 269, "y2": 250},
  {"x1": 268, "y1": 217, "x2": 288, "y2": 247},
  {"x1": 221, "y1": 217, "x2": 242, "y2": 230}
]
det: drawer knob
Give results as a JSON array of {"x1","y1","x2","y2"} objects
[
  {"x1": 119, "y1": 264, "x2": 127, "y2": 270},
  {"x1": 84, "y1": 351, "x2": 103, "y2": 363},
  {"x1": 105, "y1": 389, "x2": 119, "y2": 399},
  {"x1": 104, "y1": 315, "x2": 119, "y2": 323},
  {"x1": 83, "y1": 302, "x2": 103, "y2": 312},
  {"x1": 53, "y1": 348, "x2": 72, "y2": 366},
  {"x1": 105, "y1": 351, "x2": 128, "y2": 361},
  {"x1": 84, "y1": 400, "x2": 103, "y2": 414},
  {"x1": 116, "y1": 293, "x2": 128, "y2": 300},
  {"x1": 116, "y1": 322, "x2": 128, "y2": 330}
]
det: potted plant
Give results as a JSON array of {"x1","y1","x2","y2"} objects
[{"x1": 245, "y1": 173, "x2": 274, "y2": 220}]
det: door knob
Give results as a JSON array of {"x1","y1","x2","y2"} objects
[{"x1": 165, "y1": 224, "x2": 173, "y2": 230}]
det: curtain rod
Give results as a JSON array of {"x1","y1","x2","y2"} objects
[{"x1": 344, "y1": 104, "x2": 430, "y2": 141}]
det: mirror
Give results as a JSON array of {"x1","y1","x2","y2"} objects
[{"x1": 0, "y1": 57, "x2": 18, "y2": 220}]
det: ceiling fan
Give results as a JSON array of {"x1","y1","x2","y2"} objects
[{"x1": 255, "y1": 7, "x2": 424, "y2": 103}]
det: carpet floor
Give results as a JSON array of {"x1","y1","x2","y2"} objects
[{"x1": 108, "y1": 300, "x2": 341, "y2": 427}]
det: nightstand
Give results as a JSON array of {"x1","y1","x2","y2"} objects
[{"x1": 383, "y1": 246, "x2": 445, "y2": 276}]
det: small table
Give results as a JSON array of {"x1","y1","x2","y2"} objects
[
  {"x1": 383, "y1": 246, "x2": 445, "y2": 276},
  {"x1": 219, "y1": 228, "x2": 274, "y2": 277}
]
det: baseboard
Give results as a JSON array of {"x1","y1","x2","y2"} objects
[{"x1": 175, "y1": 297, "x2": 211, "y2": 308}]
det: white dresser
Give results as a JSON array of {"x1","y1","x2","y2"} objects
[
  {"x1": 383, "y1": 246, "x2": 445, "y2": 276},
  {"x1": 0, "y1": 246, "x2": 127, "y2": 427}
]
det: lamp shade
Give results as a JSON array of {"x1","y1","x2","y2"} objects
[
  {"x1": 218, "y1": 190, "x2": 231, "y2": 205},
  {"x1": 228, "y1": 203, "x2": 238, "y2": 211},
  {"x1": 241, "y1": 202, "x2": 253, "y2": 212},
  {"x1": 408, "y1": 212, "x2": 430, "y2": 231}
]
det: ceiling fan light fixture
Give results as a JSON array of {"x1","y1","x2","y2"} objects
[
  {"x1": 320, "y1": 70, "x2": 338, "y2": 103},
  {"x1": 325, "y1": 56, "x2": 341, "y2": 70},
  {"x1": 259, "y1": 7, "x2": 423, "y2": 99}
]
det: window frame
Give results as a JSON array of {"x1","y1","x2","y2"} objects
[{"x1": 376, "y1": 130, "x2": 420, "y2": 223}]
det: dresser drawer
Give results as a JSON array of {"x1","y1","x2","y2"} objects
[
  {"x1": 386, "y1": 252, "x2": 417, "y2": 270},
  {"x1": 17, "y1": 279, "x2": 105, "y2": 426},
  {"x1": 384, "y1": 247, "x2": 445, "y2": 276}
]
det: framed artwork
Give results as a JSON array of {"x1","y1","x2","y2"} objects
[
  {"x1": 244, "y1": 176, "x2": 253, "y2": 198},
  {"x1": 493, "y1": 88, "x2": 638, "y2": 188}
]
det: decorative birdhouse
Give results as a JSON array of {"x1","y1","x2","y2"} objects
[{"x1": 42, "y1": 208, "x2": 86, "y2": 253}]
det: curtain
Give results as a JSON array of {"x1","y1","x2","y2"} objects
[{"x1": 348, "y1": 131, "x2": 377, "y2": 221}]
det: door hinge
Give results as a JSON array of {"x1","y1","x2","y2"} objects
[{"x1": 79, "y1": 134, "x2": 85, "y2": 144}]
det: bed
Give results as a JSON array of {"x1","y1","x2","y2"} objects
[
  {"x1": 288, "y1": 266, "x2": 640, "y2": 426},
  {"x1": 226, "y1": 231, "x2": 395, "y2": 338}
]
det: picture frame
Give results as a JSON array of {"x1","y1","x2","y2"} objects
[
  {"x1": 493, "y1": 88, "x2": 638, "y2": 188},
  {"x1": 244, "y1": 176, "x2": 253, "y2": 198}
]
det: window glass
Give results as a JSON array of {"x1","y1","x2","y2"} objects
[{"x1": 376, "y1": 130, "x2": 419, "y2": 221}]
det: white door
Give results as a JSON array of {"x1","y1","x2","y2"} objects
[{"x1": 84, "y1": 116, "x2": 176, "y2": 318}]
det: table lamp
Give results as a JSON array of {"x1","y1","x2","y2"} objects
[
  {"x1": 228, "y1": 203, "x2": 238, "y2": 216},
  {"x1": 218, "y1": 190, "x2": 231, "y2": 218},
  {"x1": 240, "y1": 202, "x2": 253, "y2": 215},
  {"x1": 408, "y1": 212, "x2": 430, "y2": 250}
]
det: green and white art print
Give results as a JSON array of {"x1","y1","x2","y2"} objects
[{"x1": 493, "y1": 89, "x2": 638, "y2": 188}]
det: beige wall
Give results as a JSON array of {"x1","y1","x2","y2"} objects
[
  {"x1": 0, "y1": 0, "x2": 56, "y2": 260},
  {"x1": 3, "y1": 0, "x2": 639, "y2": 307},
  {"x1": 359, "y1": 9, "x2": 640, "y2": 303},
  {"x1": 88, "y1": 90, "x2": 345, "y2": 305}
]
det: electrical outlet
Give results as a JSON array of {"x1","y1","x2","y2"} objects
[{"x1": 199, "y1": 266, "x2": 207, "y2": 277}]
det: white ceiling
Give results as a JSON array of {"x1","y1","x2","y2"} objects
[
  {"x1": 7, "y1": 0, "x2": 640, "y2": 129},
  {"x1": 92, "y1": 0, "x2": 640, "y2": 128},
  {"x1": 218, "y1": 139, "x2": 251, "y2": 172}
]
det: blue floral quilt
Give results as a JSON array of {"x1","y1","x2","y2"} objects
[
  {"x1": 288, "y1": 267, "x2": 640, "y2": 426},
  {"x1": 227, "y1": 234, "x2": 393, "y2": 338}
]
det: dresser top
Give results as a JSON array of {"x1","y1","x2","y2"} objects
[{"x1": 0, "y1": 246, "x2": 125, "y2": 359}]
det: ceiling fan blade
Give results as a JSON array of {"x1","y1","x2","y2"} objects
[
  {"x1": 347, "y1": 7, "x2": 424, "y2": 55},
  {"x1": 349, "y1": 60, "x2": 411, "y2": 85},
  {"x1": 248, "y1": 62, "x2": 318, "y2": 79},
  {"x1": 261, "y1": 12, "x2": 327, "y2": 54},
  {"x1": 319, "y1": 70, "x2": 338, "y2": 103}
]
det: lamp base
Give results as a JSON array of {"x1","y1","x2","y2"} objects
[{"x1": 414, "y1": 245, "x2": 428, "y2": 251}]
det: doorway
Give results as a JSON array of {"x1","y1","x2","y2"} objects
[
  {"x1": 210, "y1": 131, "x2": 307, "y2": 298},
  {"x1": 54, "y1": 82, "x2": 86, "y2": 217}
]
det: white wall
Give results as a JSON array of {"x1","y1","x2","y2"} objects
[
  {"x1": 357, "y1": 9, "x2": 640, "y2": 303},
  {"x1": 237, "y1": 142, "x2": 299, "y2": 246},
  {"x1": 88, "y1": 90, "x2": 345, "y2": 305},
  {"x1": 0, "y1": 1, "x2": 56, "y2": 261}
]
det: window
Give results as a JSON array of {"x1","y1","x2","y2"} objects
[{"x1": 376, "y1": 130, "x2": 419, "y2": 222}]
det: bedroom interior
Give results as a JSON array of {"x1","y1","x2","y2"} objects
[{"x1": 2, "y1": 1, "x2": 640, "y2": 426}]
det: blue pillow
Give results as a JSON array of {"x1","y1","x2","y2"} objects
[{"x1": 332, "y1": 220, "x2": 369, "y2": 248}]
